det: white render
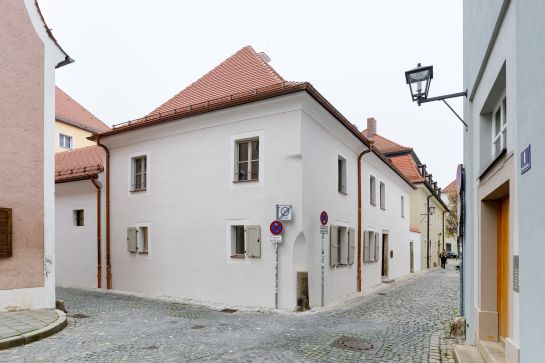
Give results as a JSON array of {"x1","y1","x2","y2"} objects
[
  {"x1": 409, "y1": 231, "x2": 422, "y2": 273},
  {"x1": 57, "y1": 91, "x2": 414, "y2": 310}
]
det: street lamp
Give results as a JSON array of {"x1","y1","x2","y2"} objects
[
  {"x1": 428, "y1": 205, "x2": 436, "y2": 215},
  {"x1": 405, "y1": 63, "x2": 468, "y2": 130}
]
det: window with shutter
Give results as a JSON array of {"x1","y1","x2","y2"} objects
[
  {"x1": 245, "y1": 225, "x2": 261, "y2": 258},
  {"x1": 0, "y1": 208, "x2": 12, "y2": 258},
  {"x1": 127, "y1": 227, "x2": 137, "y2": 253},
  {"x1": 374, "y1": 232, "x2": 380, "y2": 262},
  {"x1": 231, "y1": 225, "x2": 245, "y2": 256},
  {"x1": 370, "y1": 176, "x2": 376, "y2": 205},
  {"x1": 138, "y1": 226, "x2": 149, "y2": 254},
  {"x1": 348, "y1": 228, "x2": 355, "y2": 265},
  {"x1": 234, "y1": 138, "x2": 259, "y2": 181},
  {"x1": 380, "y1": 182, "x2": 386, "y2": 210},
  {"x1": 330, "y1": 225, "x2": 338, "y2": 267},
  {"x1": 366, "y1": 231, "x2": 374, "y2": 263}
]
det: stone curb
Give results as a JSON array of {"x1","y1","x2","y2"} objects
[{"x1": 0, "y1": 309, "x2": 67, "y2": 350}]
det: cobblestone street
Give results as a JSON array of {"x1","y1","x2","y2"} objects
[{"x1": 0, "y1": 265, "x2": 459, "y2": 362}]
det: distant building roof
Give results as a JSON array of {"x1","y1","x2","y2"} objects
[
  {"x1": 362, "y1": 130, "x2": 412, "y2": 154},
  {"x1": 55, "y1": 145, "x2": 105, "y2": 183},
  {"x1": 56, "y1": 87, "x2": 110, "y2": 133},
  {"x1": 148, "y1": 46, "x2": 289, "y2": 116},
  {"x1": 389, "y1": 154, "x2": 425, "y2": 183},
  {"x1": 443, "y1": 179, "x2": 457, "y2": 194}
]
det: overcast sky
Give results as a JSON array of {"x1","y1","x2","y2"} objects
[{"x1": 40, "y1": 0, "x2": 463, "y2": 187}]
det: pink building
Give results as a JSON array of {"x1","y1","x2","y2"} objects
[{"x1": 0, "y1": 0, "x2": 71, "y2": 310}]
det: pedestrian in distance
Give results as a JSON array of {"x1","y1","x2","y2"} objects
[{"x1": 440, "y1": 251, "x2": 447, "y2": 269}]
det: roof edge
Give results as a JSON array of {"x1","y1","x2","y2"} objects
[{"x1": 34, "y1": 0, "x2": 73, "y2": 67}]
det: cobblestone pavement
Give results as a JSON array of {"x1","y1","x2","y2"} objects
[{"x1": 0, "y1": 265, "x2": 459, "y2": 362}]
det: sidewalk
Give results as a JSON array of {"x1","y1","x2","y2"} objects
[{"x1": 0, "y1": 309, "x2": 66, "y2": 350}]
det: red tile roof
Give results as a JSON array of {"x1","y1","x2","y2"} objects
[
  {"x1": 389, "y1": 154, "x2": 425, "y2": 183},
  {"x1": 410, "y1": 225, "x2": 421, "y2": 233},
  {"x1": 148, "y1": 46, "x2": 287, "y2": 116},
  {"x1": 55, "y1": 145, "x2": 105, "y2": 183},
  {"x1": 362, "y1": 130, "x2": 412, "y2": 154},
  {"x1": 56, "y1": 87, "x2": 110, "y2": 133},
  {"x1": 443, "y1": 179, "x2": 457, "y2": 194}
]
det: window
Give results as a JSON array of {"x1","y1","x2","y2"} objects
[
  {"x1": 235, "y1": 138, "x2": 259, "y2": 181},
  {"x1": 401, "y1": 196, "x2": 405, "y2": 218},
  {"x1": 338, "y1": 156, "x2": 347, "y2": 194},
  {"x1": 131, "y1": 156, "x2": 147, "y2": 191},
  {"x1": 329, "y1": 225, "x2": 354, "y2": 267},
  {"x1": 127, "y1": 226, "x2": 150, "y2": 254},
  {"x1": 59, "y1": 134, "x2": 73, "y2": 149},
  {"x1": 380, "y1": 182, "x2": 386, "y2": 210},
  {"x1": 73, "y1": 209, "x2": 84, "y2": 226},
  {"x1": 492, "y1": 96, "x2": 507, "y2": 157},
  {"x1": 364, "y1": 230, "x2": 380, "y2": 263},
  {"x1": 230, "y1": 225, "x2": 261, "y2": 258},
  {"x1": 370, "y1": 175, "x2": 376, "y2": 205},
  {"x1": 0, "y1": 208, "x2": 13, "y2": 258}
]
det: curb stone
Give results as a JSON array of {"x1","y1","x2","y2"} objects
[{"x1": 0, "y1": 310, "x2": 67, "y2": 350}]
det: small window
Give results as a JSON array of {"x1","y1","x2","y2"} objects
[
  {"x1": 235, "y1": 138, "x2": 259, "y2": 182},
  {"x1": 492, "y1": 96, "x2": 507, "y2": 158},
  {"x1": 131, "y1": 156, "x2": 147, "y2": 191},
  {"x1": 138, "y1": 226, "x2": 149, "y2": 254},
  {"x1": 364, "y1": 230, "x2": 380, "y2": 263},
  {"x1": 370, "y1": 175, "x2": 376, "y2": 205},
  {"x1": 380, "y1": 182, "x2": 386, "y2": 210},
  {"x1": 401, "y1": 196, "x2": 405, "y2": 218},
  {"x1": 73, "y1": 210, "x2": 84, "y2": 226},
  {"x1": 230, "y1": 225, "x2": 261, "y2": 258},
  {"x1": 338, "y1": 156, "x2": 347, "y2": 194},
  {"x1": 0, "y1": 208, "x2": 13, "y2": 258},
  {"x1": 59, "y1": 134, "x2": 73, "y2": 149},
  {"x1": 330, "y1": 225, "x2": 354, "y2": 267}
]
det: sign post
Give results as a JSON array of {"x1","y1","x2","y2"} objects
[
  {"x1": 270, "y1": 220, "x2": 283, "y2": 309},
  {"x1": 320, "y1": 211, "x2": 328, "y2": 307}
]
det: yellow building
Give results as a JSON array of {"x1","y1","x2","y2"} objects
[
  {"x1": 55, "y1": 87, "x2": 109, "y2": 152},
  {"x1": 363, "y1": 118, "x2": 448, "y2": 270}
]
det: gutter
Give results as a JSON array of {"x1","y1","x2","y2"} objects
[
  {"x1": 357, "y1": 141, "x2": 373, "y2": 292},
  {"x1": 91, "y1": 177, "x2": 102, "y2": 288},
  {"x1": 96, "y1": 137, "x2": 112, "y2": 289}
]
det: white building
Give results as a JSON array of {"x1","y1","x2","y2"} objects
[{"x1": 56, "y1": 46, "x2": 414, "y2": 310}]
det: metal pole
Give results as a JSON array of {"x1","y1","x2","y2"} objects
[
  {"x1": 275, "y1": 242, "x2": 279, "y2": 309},
  {"x1": 427, "y1": 195, "x2": 431, "y2": 269},
  {"x1": 321, "y1": 232, "x2": 325, "y2": 307}
]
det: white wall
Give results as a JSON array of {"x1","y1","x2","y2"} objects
[
  {"x1": 360, "y1": 153, "x2": 413, "y2": 289},
  {"x1": 56, "y1": 178, "x2": 103, "y2": 289},
  {"x1": 410, "y1": 231, "x2": 422, "y2": 273}
]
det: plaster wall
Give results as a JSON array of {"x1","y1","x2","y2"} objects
[
  {"x1": 55, "y1": 121, "x2": 96, "y2": 152},
  {"x1": 409, "y1": 231, "x2": 422, "y2": 273},
  {"x1": 0, "y1": 0, "x2": 64, "y2": 309}
]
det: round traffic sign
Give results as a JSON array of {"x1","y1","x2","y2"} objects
[
  {"x1": 270, "y1": 220, "x2": 283, "y2": 235},
  {"x1": 320, "y1": 211, "x2": 328, "y2": 225}
]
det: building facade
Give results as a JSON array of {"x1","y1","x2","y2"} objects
[
  {"x1": 463, "y1": 0, "x2": 545, "y2": 361},
  {"x1": 0, "y1": 0, "x2": 71, "y2": 310}
]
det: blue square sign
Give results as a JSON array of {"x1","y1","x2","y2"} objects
[{"x1": 521, "y1": 145, "x2": 531, "y2": 174}]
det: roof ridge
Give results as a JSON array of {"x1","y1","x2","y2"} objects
[{"x1": 362, "y1": 129, "x2": 412, "y2": 151}]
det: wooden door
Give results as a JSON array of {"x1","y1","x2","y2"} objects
[
  {"x1": 410, "y1": 242, "x2": 414, "y2": 273},
  {"x1": 497, "y1": 198, "x2": 510, "y2": 338},
  {"x1": 382, "y1": 234, "x2": 389, "y2": 277}
]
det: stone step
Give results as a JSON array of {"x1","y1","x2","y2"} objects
[{"x1": 453, "y1": 344, "x2": 486, "y2": 363}]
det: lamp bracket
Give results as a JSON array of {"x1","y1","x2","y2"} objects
[{"x1": 417, "y1": 90, "x2": 468, "y2": 131}]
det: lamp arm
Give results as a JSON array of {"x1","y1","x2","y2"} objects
[
  {"x1": 442, "y1": 100, "x2": 468, "y2": 130},
  {"x1": 418, "y1": 90, "x2": 468, "y2": 130}
]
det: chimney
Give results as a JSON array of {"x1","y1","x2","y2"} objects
[
  {"x1": 367, "y1": 117, "x2": 377, "y2": 139},
  {"x1": 257, "y1": 52, "x2": 271, "y2": 63}
]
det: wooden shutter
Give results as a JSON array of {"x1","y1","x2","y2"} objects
[
  {"x1": 127, "y1": 227, "x2": 137, "y2": 253},
  {"x1": 374, "y1": 232, "x2": 380, "y2": 262},
  {"x1": 348, "y1": 227, "x2": 355, "y2": 265},
  {"x1": 0, "y1": 208, "x2": 12, "y2": 258},
  {"x1": 245, "y1": 225, "x2": 261, "y2": 258},
  {"x1": 330, "y1": 225, "x2": 338, "y2": 267}
]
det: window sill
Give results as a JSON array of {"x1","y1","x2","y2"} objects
[
  {"x1": 130, "y1": 188, "x2": 147, "y2": 193},
  {"x1": 370, "y1": 202, "x2": 376, "y2": 207},
  {"x1": 138, "y1": 251, "x2": 149, "y2": 255},
  {"x1": 380, "y1": 207, "x2": 386, "y2": 211},
  {"x1": 230, "y1": 254, "x2": 245, "y2": 259},
  {"x1": 478, "y1": 148, "x2": 507, "y2": 179},
  {"x1": 233, "y1": 179, "x2": 259, "y2": 184},
  {"x1": 337, "y1": 191, "x2": 348, "y2": 196}
]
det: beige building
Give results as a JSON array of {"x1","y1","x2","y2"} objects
[
  {"x1": 363, "y1": 118, "x2": 448, "y2": 270},
  {"x1": 0, "y1": 0, "x2": 71, "y2": 309},
  {"x1": 55, "y1": 86, "x2": 109, "y2": 152}
]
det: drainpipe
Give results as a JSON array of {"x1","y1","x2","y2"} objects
[
  {"x1": 91, "y1": 177, "x2": 102, "y2": 288},
  {"x1": 357, "y1": 141, "x2": 373, "y2": 292},
  {"x1": 96, "y1": 137, "x2": 112, "y2": 289},
  {"x1": 427, "y1": 194, "x2": 432, "y2": 269},
  {"x1": 442, "y1": 210, "x2": 448, "y2": 252}
]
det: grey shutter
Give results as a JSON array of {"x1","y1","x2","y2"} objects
[
  {"x1": 374, "y1": 232, "x2": 380, "y2": 262},
  {"x1": 0, "y1": 208, "x2": 12, "y2": 258},
  {"x1": 330, "y1": 225, "x2": 338, "y2": 267},
  {"x1": 245, "y1": 225, "x2": 261, "y2": 257},
  {"x1": 348, "y1": 227, "x2": 355, "y2": 265},
  {"x1": 127, "y1": 227, "x2": 137, "y2": 253}
]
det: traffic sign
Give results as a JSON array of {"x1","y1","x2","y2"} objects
[
  {"x1": 320, "y1": 225, "x2": 329, "y2": 234},
  {"x1": 270, "y1": 235, "x2": 283, "y2": 243},
  {"x1": 270, "y1": 220, "x2": 283, "y2": 235},
  {"x1": 320, "y1": 211, "x2": 328, "y2": 225}
]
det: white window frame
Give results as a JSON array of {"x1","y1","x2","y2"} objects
[
  {"x1": 491, "y1": 94, "x2": 507, "y2": 158},
  {"x1": 59, "y1": 133, "x2": 73, "y2": 149},
  {"x1": 370, "y1": 175, "x2": 376, "y2": 206},
  {"x1": 337, "y1": 155, "x2": 347, "y2": 195},
  {"x1": 128, "y1": 150, "x2": 150, "y2": 195},
  {"x1": 130, "y1": 222, "x2": 152, "y2": 258},
  {"x1": 380, "y1": 182, "x2": 386, "y2": 210},
  {"x1": 225, "y1": 219, "x2": 261, "y2": 263},
  {"x1": 230, "y1": 131, "x2": 265, "y2": 188},
  {"x1": 234, "y1": 137, "x2": 259, "y2": 182},
  {"x1": 73, "y1": 209, "x2": 84, "y2": 227},
  {"x1": 231, "y1": 225, "x2": 246, "y2": 257},
  {"x1": 401, "y1": 196, "x2": 405, "y2": 218}
]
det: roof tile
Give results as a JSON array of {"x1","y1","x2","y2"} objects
[
  {"x1": 362, "y1": 130, "x2": 412, "y2": 154},
  {"x1": 56, "y1": 87, "x2": 110, "y2": 133},
  {"x1": 389, "y1": 154, "x2": 425, "y2": 183},
  {"x1": 55, "y1": 145, "x2": 105, "y2": 182}
]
